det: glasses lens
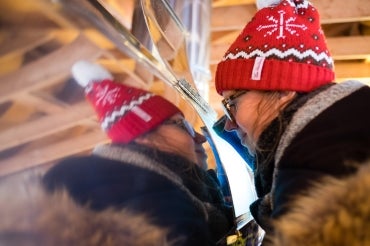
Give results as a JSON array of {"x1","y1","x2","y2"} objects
[
  {"x1": 182, "y1": 120, "x2": 195, "y2": 138},
  {"x1": 221, "y1": 99, "x2": 234, "y2": 122},
  {"x1": 163, "y1": 119, "x2": 196, "y2": 138},
  {"x1": 221, "y1": 90, "x2": 247, "y2": 122}
]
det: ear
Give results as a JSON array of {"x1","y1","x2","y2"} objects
[
  {"x1": 134, "y1": 131, "x2": 163, "y2": 150},
  {"x1": 279, "y1": 91, "x2": 296, "y2": 104},
  {"x1": 133, "y1": 135, "x2": 150, "y2": 145}
]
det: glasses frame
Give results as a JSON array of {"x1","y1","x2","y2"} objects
[
  {"x1": 163, "y1": 118, "x2": 196, "y2": 138},
  {"x1": 221, "y1": 90, "x2": 248, "y2": 122}
]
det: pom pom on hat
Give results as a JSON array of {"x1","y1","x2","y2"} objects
[
  {"x1": 72, "y1": 60, "x2": 182, "y2": 143},
  {"x1": 72, "y1": 60, "x2": 113, "y2": 87},
  {"x1": 215, "y1": 0, "x2": 335, "y2": 94}
]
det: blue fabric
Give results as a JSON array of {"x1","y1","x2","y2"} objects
[
  {"x1": 212, "y1": 116, "x2": 255, "y2": 170},
  {"x1": 201, "y1": 126, "x2": 232, "y2": 205}
]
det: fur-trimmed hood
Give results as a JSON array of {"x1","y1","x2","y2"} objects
[
  {"x1": 0, "y1": 172, "x2": 173, "y2": 246},
  {"x1": 268, "y1": 159, "x2": 370, "y2": 246}
]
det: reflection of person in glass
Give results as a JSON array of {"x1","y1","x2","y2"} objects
[
  {"x1": 214, "y1": 0, "x2": 370, "y2": 244},
  {"x1": 40, "y1": 61, "x2": 233, "y2": 245}
]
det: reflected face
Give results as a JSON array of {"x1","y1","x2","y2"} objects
[{"x1": 149, "y1": 114, "x2": 208, "y2": 169}]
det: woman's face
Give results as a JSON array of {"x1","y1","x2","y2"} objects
[
  {"x1": 137, "y1": 114, "x2": 208, "y2": 169},
  {"x1": 222, "y1": 90, "x2": 289, "y2": 154}
]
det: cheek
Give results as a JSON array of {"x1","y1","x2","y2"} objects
[
  {"x1": 176, "y1": 139, "x2": 197, "y2": 163},
  {"x1": 166, "y1": 130, "x2": 197, "y2": 160},
  {"x1": 235, "y1": 101, "x2": 259, "y2": 133},
  {"x1": 170, "y1": 129, "x2": 193, "y2": 145},
  {"x1": 179, "y1": 136, "x2": 196, "y2": 155}
]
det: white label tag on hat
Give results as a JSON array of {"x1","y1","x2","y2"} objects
[
  {"x1": 251, "y1": 57, "x2": 265, "y2": 81},
  {"x1": 132, "y1": 106, "x2": 152, "y2": 122}
]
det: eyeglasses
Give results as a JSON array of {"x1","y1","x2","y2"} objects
[
  {"x1": 163, "y1": 119, "x2": 196, "y2": 138},
  {"x1": 221, "y1": 90, "x2": 248, "y2": 122}
]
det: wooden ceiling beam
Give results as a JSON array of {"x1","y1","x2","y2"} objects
[
  {"x1": 0, "y1": 129, "x2": 108, "y2": 177},
  {"x1": 212, "y1": 0, "x2": 255, "y2": 8},
  {"x1": 14, "y1": 93, "x2": 67, "y2": 115},
  {"x1": 0, "y1": 102, "x2": 36, "y2": 130},
  {"x1": 0, "y1": 30, "x2": 54, "y2": 57},
  {"x1": 33, "y1": 0, "x2": 78, "y2": 29},
  {"x1": 211, "y1": 4, "x2": 255, "y2": 31},
  {"x1": 97, "y1": 57, "x2": 150, "y2": 88},
  {"x1": 335, "y1": 62, "x2": 370, "y2": 84},
  {"x1": 211, "y1": 0, "x2": 370, "y2": 31},
  {"x1": 312, "y1": 0, "x2": 370, "y2": 24},
  {"x1": 0, "y1": 102, "x2": 95, "y2": 152},
  {"x1": 0, "y1": 35, "x2": 103, "y2": 104},
  {"x1": 328, "y1": 36, "x2": 370, "y2": 60}
]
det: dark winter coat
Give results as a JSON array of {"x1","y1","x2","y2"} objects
[
  {"x1": 250, "y1": 80, "x2": 370, "y2": 244},
  {"x1": 42, "y1": 142, "x2": 233, "y2": 245},
  {"x1": 0, "y1": 172, "x2": 171, "y2": 246}
]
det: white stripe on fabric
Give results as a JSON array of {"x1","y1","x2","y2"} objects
[
  {"x1": 101, "y1": 93, "x2": 154, "y2": 130},
  {"x1": 222, "y1": 48, "x2": 333, "y2": 65},
  {"x1": 251, "y1": 57, "x2": 265, "y2": 80},
  {"x1": 131, "y1": 106, "x2": 152, "y2": 122}
]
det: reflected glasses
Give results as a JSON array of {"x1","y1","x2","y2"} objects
[
  {"x1": 163, "y1": 119, "x2": 196, "y2": 138},
  {"x1": 221, "y1": 90, "x2": 248, "y2": 122}
]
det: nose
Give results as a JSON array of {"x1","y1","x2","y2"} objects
[
  {"x1": 224, "y1": 118, "x2": 238, "y2": 132},
  {"x1": 193, "y1": 131, "x2": 207, "y2": 144}
]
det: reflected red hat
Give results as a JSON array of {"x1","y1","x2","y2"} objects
[{"x1": 72, "y1": 61, "x2": 182, "y2": 143}]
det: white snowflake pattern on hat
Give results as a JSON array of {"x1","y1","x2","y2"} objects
[{"x1": 95, "y1": 84, "x2": 121, "y2": 106}]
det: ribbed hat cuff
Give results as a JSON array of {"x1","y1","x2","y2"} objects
[
  {"x1": 107, "y1": 96, "x2": 182, "y2": 143},
  {"x1": 215, "y1": 59, "x2": 335, "y2": 94}
]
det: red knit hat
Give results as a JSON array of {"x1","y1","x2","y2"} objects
[
  {"x1": 215, "y1": 0, "x2": 335, "y2": 94},
  {"x1": 72, "y1": 61, "x2": 182, "y2": 143}
]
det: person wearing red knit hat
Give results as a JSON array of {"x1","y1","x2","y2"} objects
[
  {"x1": 71, "y1": 61, "x2": 182, "y2": 144},
  {"x1": 214, "y1": 0, "x2": 370, "y2": 244},
  {"x1": 71, "y1": 60, "x2": 209, "y2": 169},
  {"x1": 41, "y1": 61, "x2": 234, "y2": 245}
]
